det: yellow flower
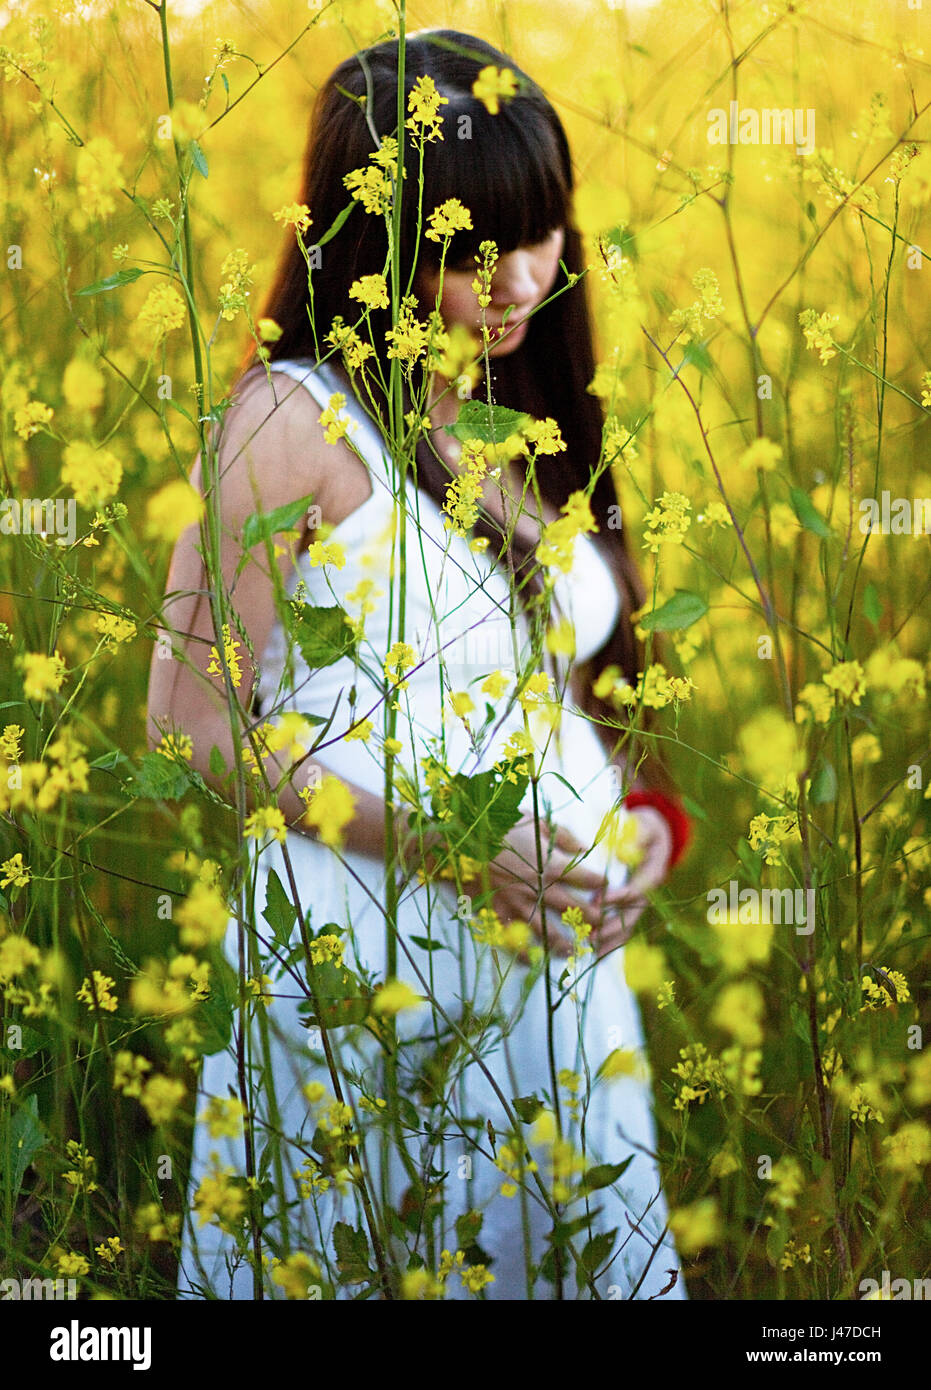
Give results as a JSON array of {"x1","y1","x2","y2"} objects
[
  {"x1": 471, "y1": 65, "x2": 518, "y2": 115},
  {"x1": 0, "y1": 723, "x2": 25, "y2": 760},
  {"x1": 384, "y1": 640, "x2": 418, "y2": 689},
  {"x1": 271, "y1": 1252, "x2": 321, "y2": 1299},
  {"x1": 795, "y1": 681, "x2": 834, "y2": 724},
  {"x1": 642, "y1": 491, "x2": 691, "y2": 552},
  {"x1": 77, "y1": 971, "x2": 118, "y2": 1013},
  {"x1": 305, "y1": 540, "x2": 346, "y2": 568},
  {"x1": 881, "y1": 1121, "x2": 931, "y2": 1175},
  {"x1": 448, "y1": 690, "x2": 475, "y2": 720},
  {"x1": 711, "y1": 980, "x2": 765, "y2": 1048},
  {"x1": 13, "y1": 400, "x2": 54, "y2": 440},
  {"x1": 346, "y1": 165, "x2": 392, "y2": 215},
  {"x1": 176, "y1": 880, "x2": 229, "y2": 948},
  {"x1": 57, "y1": 1252, "x2": 90, "y2": 1278},
  {"x1": 63, "y1": 357, "x2": 106, "y2": 413},
  {"x1": 349, "y1": 274, "x2": 389, "y2": 310},
  {"x1": 205, "y1": 623, "x2": 244, "y2": 688},
  {"x1": 545, "y1": 616, "x2": 576, "y2": 657},
  {"x1": 193, "y1": 1156, "x2": 247, "y2": 1231},
  {"x1": 372, "y1": 978, "x2": 424, "y2": 1016},
  {"x1": 113, "y1": 1051, "x2": 152, "y2": 1098},
  {"x1": 318, "y1": 392, "x2": 356, "y2": 445},
  {"x1": 0, "y1": 932, "x2": 42, "y2": 981},
  {"x1": 481, "y1": 670, "x2": 510, "y2": 700},
  {"x1": 95, "y1": 612, "x2": 136, "y2": 645},
  {"x1": 95, "y1": 1237, "x2": 124, "y2": 1265},
  {"x1": 273, "y1": 203, "x2": 312, "y2": 234},
  {"x1": 199, "y1": 1096, "x2": 246, "y2": 1139},
  {"x1": 344, "y1": 719, "x2": 373, "y2": 742},
  {"x1": 135, "y1": 281, "x2": 187, "y2": 344},
  {"x1": 799, "y1": 307, "x2": 840, "y2": 364},
  {"x1": 623, "y1": 937, "x2": 666, "y2": 994},
  {"x1": 156, "y1": 732, "x2": 193, "y2": 761},
  {"x1": 822, "y1": 659, "x2": 867, "y2": 706},
  {"x1": 244, "y1": 807, "x2": 287, "y2": 844},
  {"x1": 425, "y1": 198, "x2": 473, "y2": 242},
  {"x1": 61, "y1": 441, "x2": 123, "y2": 506},
  {"x1": 0, "y1": 853, "x2": 30, "y2": 890},
  {"x1": 710, "y1": 916, "x2": 774, "y2": 973},
  {"x1": 406, "y1": 74, "x2": 448, "y2": 140},
  {"x1": 401, "y1": 1268, "x2": 445, "y2": 1300},
  {"x1": 140, "y1": 1074, "x2": 186, "y2": 1125},
  {"x1": 668, "y1": 1198, "x2": 722, "y2": 1255},
  {"x1": 669, "y1": 268, "x2": 725, "y2": 342},
  {"x1": 537, "y1": 491, "x2": 598, "y2": 573},
  {"x1": 145, "y1": 479, "x2": 205, "y2": 542},
  {"x1": 300, "y1": 774, "x2": 356, "y2": 849},
  {"x1": 739, "y1": 437, "x2": 782, "y2": 472}
]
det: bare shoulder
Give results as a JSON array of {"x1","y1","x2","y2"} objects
[
  {"x1": 194, "y1": 363, "x2": 371, "y2": 536},
  {"x1": 187, "y1": 365, "x2": 326, "y2": 527}
]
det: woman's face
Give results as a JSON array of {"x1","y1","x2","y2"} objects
[{"x1": 417, "y1": 225, "x2": 566, "y2": 358}]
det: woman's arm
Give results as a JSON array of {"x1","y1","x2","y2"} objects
[{"x1": 146, "y1": 368, "x2": 425, "y2": 863}]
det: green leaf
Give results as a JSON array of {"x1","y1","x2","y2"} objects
[
  {"x1": 681, "y1": 793, "x2": 709, "y2": 824},
  {"x1": 0, "y1": 1095, "x2": 46, "y2": 1206},
  {"x1": 125, "y1": 751, "x2": 205, "y2": 802},
  {"x1": 549, "y1": 1209, "x2": 604, "y2": 1245},
  {"x1": 302, "y1": 956, "x2": 370, "y2": 1030},
  {"x1": 195, "y1": 958, "x2": 237, "y2": 1057},
  {"x1": 261, "y1": 870, "x2": 297, "y2": 951},
  {"x1": 0, "y1": 1024, "x2": 47, "y2": 1060},
  {"x1": 512, "y1": 1094, "x2": 544, "y2": 1125},
  {"x1": 789, "y1": 487, "x2": 832, "y2": 539},
  {"x1": 680, "y1": 340, "x2": 713, "y2": 375},
  {"x1": 241, "y1": 492, "x2": 316, "y2": 552},
  {"x1": 542, "y1": 771, "x2": 583, "y2": 803},
  {"x1": 862, "y1": 583, "x2": 882, "y2": 625},
  {"x1": 315, "y1": 199, "x2": 357, "y2": 250},
  {"x1": 446, "y1": 400, "x2": 530, "y2": 446},
  {"x1": 88, "y1": 749, "x2": 129, "y2": 771},
  {"x1": 638, "y1": 589, "x2": 708, "y2": 632},
  {"x1": 74, "y1": 267, "x2": 146, "y2": 296},
  {"x1": 455, "y1": 1209, "x2": 484, "y2": 1250},
  {"x1": 810, "y1": 761, "x2": 838, "y2": 805},
  {"x1": 578, "y1": 1228, "x2": 618, "y2": 1274},
  {"x1": 579, "y1": 1157, "x2": 634, "y2": 1193},
  {"x1": 735, "y1": 836, "x2": 762, "y2": 886},
  {"x1": 333, "y1": 1221, "x2": 372, "y2": 1285},
  {"x1": 208, "y1": 745, "x2": 227, "y2": 778},
  {"x1": 190, "y1": 140, "x2": 209, "y2": 179},
  {"x1": 289, "y1": 602, "x2": 358, "y2": 671},
  {"x1": 409, "y1": 934, "x2": 446, "y2": 953},
  {"x1": 432, "y1": 764, "x2": 529, "y2": 864}
]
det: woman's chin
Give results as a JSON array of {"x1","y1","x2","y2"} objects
[{"x1": 486, "y1": 321, "x2": 529, "y2": 355}]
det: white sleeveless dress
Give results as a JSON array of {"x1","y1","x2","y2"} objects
[{"x1": 178, "y1": 357, "x2": 686, "y2": 1301}]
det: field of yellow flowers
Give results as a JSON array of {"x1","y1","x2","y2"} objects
[{"x1": 0, "y1": 0, "x2": 929, "y2": 1303}]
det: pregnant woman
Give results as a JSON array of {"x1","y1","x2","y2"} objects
[{"x1": 149, "y1": 28, "x2": 689, "y2": 1300}]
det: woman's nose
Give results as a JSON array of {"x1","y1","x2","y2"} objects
[{"x1": 490, "y1": 252, "x2": 537, "y2": 307}]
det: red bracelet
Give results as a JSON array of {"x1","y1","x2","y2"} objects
[{"x1": 624, "y1": 790, "x2": 692, "y2": 868}]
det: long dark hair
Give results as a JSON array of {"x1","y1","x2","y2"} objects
[{"x1": 234, "y1": 28, "x2": 669, "y2": 789}]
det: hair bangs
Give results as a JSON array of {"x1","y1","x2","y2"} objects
[{"x1": 413, "y1": 97, "x2": 571, "y2": 269}]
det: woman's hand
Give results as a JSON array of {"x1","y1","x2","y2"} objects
[
  {"x1": 589, "y1": 806, "x2": 674, "y2": 957},
  {"x1": 460, "y1": 814, "x2": 610, "y2": 959}
]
